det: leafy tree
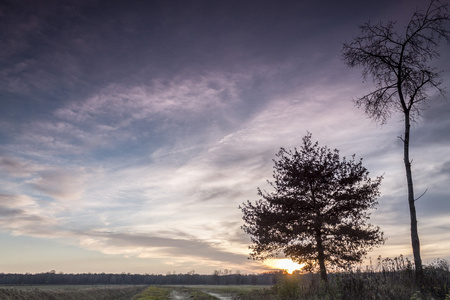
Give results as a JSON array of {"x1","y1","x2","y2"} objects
[
  {"x1": 341, "y1": 0, "x2": 449, "y2": 276},
  {"x1": 240, "y1": 133, "x2": 384, "y2": 282}
]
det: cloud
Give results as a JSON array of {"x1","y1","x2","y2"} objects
[
  {"x1": 0, "y1": 156, "x2": 36, "y2": 177},
  {"x1": 4, "y1": 72, "x2": 248, "y2": 160},
  {"x1": 0, "y1": 190, "x2": 255, "y2": 270},
  {"x1": 438, "y1": 161, "x2": 450, "y2": 177},
  {"x1": 414, "y1": 99, "x2": 450, "y2": 146},
  {"x1": 0, "y1": 194, "x2": 37, "y2": 209},
  {"x1": 78, "y1": 231, "x2": 246, "y2": 264},
  {"x1": 0, "y1": 154, "x2": 87, "y2": 202},
  {"x1": 31, "y1": 169, "x2": 85, "y2": 201},
  {"x1": 0, "y1": 187, "x2": 251, "y2": 268},
  {"x1": 0, "y1": 193, "x2": 59, "y2": 237},
  {"x1": 55, "y1": 73, "x2": 242, "y2": 127}
]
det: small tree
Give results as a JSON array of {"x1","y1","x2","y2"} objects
[
  {"x1": 341, "y1": 0, "x2": 449, "y2": 276},
  {"x1": 240, "y1": 133, "x2": 384, "y2": 282}
]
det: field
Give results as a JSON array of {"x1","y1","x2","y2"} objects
[
  {"x1": 132, "y1": 285, "x2": 270, "y2": 300},
  {"x1": 0, "y1": 284, "x2": 269, "y2": 300},
  {"x1": 0, "y1": 285, "x2": 148, "y2": 300}
]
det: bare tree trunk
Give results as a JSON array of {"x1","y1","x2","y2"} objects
[{"x1": 403, "y1": 112, "x2": 423, "y2": 277}]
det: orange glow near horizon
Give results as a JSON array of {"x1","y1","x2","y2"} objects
[{"x1": 265, "y1": 259, "x2": 305, "y2": 274}]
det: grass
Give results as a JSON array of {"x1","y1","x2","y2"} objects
[
  {"x1": 132, "y1": 285, "x2": 227, "y2": 299},
  {"x1": 132, "y1": 286, "x2": 172, "y2": 300},
  {"x1": 200, "y1": 285, "x2": 271, "y2": 299},
  {"x1": 176, "y1": 287, "x2": 219, "y2": 300},
  {"x1": 0, "y1": 284, "x2": 266, "y2": 300},
  {"x1": 269, "y1": 256, "x2": 450, "y2": 300},
  {"x1": 131, "y1": 285, "x2": 269, "y2": 299},
  {"x1": 0, "y1": 285, "x2": 148, "y2": 300}
]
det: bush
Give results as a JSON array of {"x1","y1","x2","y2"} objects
[
  {"x1": 274, "y1": 275, "x2": 302, "y2": 300},
  {"x1": 421, "y1": 259, "x2": 450, "y2": 299}
]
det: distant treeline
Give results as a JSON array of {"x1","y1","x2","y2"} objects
[{"x1": 0, "y1": 271, "x2": 278, "y2": 285}]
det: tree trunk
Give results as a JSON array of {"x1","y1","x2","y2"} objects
[
  {"x1": 316, "y1": 231, "x2": 328, "y2": 282},
  {"x1": 403, "y1": 112, "x2": 423, "y2": 277}
]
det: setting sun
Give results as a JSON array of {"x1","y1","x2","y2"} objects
[{"x1": 265, "y1": 259, "x2": 305, "y2": 274}]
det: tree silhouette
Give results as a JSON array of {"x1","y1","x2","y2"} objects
[
  {"x1": 240, "y1": 133, "x2": 384, "y2": 282},
  {"x1": 342, "y1": 0, "x2": 449, "y2": 277}
]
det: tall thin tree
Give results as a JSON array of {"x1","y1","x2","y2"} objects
[{"x1": 342, "y1": 0, "x2": 449, "y2": 276}]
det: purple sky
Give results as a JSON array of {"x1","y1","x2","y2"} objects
[{"x1": 1, "y1": 0, "x2": 449, "y2": 274}]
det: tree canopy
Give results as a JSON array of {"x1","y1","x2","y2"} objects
[{"x1": 240, "y1": 133, "x2": 384, "y2": 282}]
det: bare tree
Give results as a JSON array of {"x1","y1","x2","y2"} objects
[{"x1": 342, "y1": 0, "x2": 450, "y2": 276}]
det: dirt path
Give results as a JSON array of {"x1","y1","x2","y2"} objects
[
  {"x1": 170, "y1": 290, "x2": 189, "y2": 300},
  {"x1": 170, "y1": 289, "x2": 191, "y2": 300},
  {"x1": 205, "y1": 291, "x2": 232, "y2": 300},
  {"x1": 169, "y1": 289, "x2": 232, "y2": 300}
]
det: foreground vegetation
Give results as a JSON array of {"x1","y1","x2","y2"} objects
[
  {"x1": 0, "y1": 285, "x2": 148, "y2": 300},
  {"x1": 272, "y1": 257, "x2": 450, "y2": 300}
]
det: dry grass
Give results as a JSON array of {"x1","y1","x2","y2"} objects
[
  {"x1": 0, "y1": 285, "x2": 147, "y2": 300},
  {"x1": 270, "y1": 256, "x2": 450, "y2": 300}
]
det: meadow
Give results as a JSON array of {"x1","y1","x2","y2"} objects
[
  {"x1": 0, "y1": 285, "x2": 148, "y2": 300},
  {"x1": 0, "y1": 284, "x2": 268, "y2": 300}
]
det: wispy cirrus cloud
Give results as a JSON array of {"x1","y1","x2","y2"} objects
[
  {"x1": 54, "y1": 75, "x2": 242, "y2": 126},
  {"x1": 4, "y1": 72, "x2": 247, "y2": 159}
]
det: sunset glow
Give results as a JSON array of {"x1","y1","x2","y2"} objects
[{"x1": 265, "y1": 259, "x2": 305, "y2": 274}]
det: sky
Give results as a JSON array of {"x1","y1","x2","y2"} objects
[{"x1": 1, "y1": 0, "x2": 449, "y2": 275}]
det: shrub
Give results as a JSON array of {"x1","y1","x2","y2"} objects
[{"x1": 274, "y1": 275, "x2": 301, "y2": 300}]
